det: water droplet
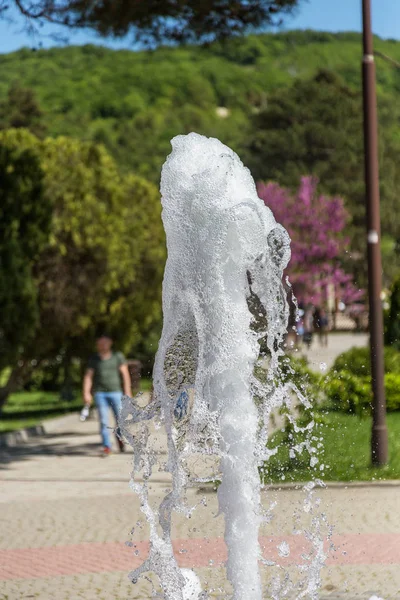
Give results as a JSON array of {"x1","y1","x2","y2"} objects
[{"x1": 277, "y1": 541, "x2": 290, "y2": 557}]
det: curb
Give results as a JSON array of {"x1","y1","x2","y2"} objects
[
  {"x1": 0, "y1": 411, "x2": 85, "y2": 448},
  {"x1": 262, "y1": 480, "x2": 400, "y2": 490},
  {"x1": 196, "y1": 478, "x2": 400, "y2": 493},
  {"x1": 0, "y1": 424, "x2": 47, "y2": 448}
]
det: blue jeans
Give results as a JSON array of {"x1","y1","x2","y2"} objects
[{"x1": 94, "y1": 391, "x2": 122, "y2": 449}]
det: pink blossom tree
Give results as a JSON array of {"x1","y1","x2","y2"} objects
[{"x1": 257, "y1": 176, "x2": 364, "y2": 308}]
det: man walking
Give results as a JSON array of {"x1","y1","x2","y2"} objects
[
  {"x1": 303, "y1": 305, "x2": 314, "y2": 349},
  {"x1": 83, "y1": 333, "x2": 131, "y2": 456}
]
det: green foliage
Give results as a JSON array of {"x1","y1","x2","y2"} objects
[
  {"x1": 0, "y1": 130, "x2": 165, "y2": 405},
  {"x1": 324, "y1": 371, "x2": 372, "y2": 417},
  {"x1": 325, "y1": 372, "x2": 400, "y2": 415},
  {"x1": 1, "y1": 32, "x2": 399, "y2": 281},
  {"x1": 2, "y1": 31, "x2": 400, "y2": 394},
  {"x1": 0, "y1": 82, "x2": 46, "y2": 138},
  {"x1": 331, "y1": 346, "x2": 372, "y2": 378},
  {"x1": 325, "y1": 345, "x2": 400, "y2": 415},
  {"x1": 385, "y1": 373, "x2": 400, "y2": 411},
  {"x1": 247, "y1": 70, "x2": 361, "y2": 188},
  {"x1": 0, "y1": 391, "x2": 83, "y2": 433},
  {"x1": 23, "y1": 355, "x2": 82, "y2": 393},
  {"x1": 0, "y1": 129, "x2": 52, "y2": 371},
  {"x1": 266, "y1": 355, "x2": 400, "y2": 482},
  {"x1": 0, "y1": 32, "x2": 397, "y2": 186},
  {"x1": 38, "y1": 136, "x2": 165, "y2": 360},
  {"x1": 385, "y1": 276, "x2": 400, "y2": 350},
  {"x1": 331, "y1": 345, "x2": 400, "y2": 377}
]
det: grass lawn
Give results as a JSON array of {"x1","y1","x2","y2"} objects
[
  {"x1": 0, "y1": 378, "x2": 153, "y2": 433},
  {"x1": 265, "y1": 411, "x2": 400, "y2": 483},
  {"x1": 1, "y1": 391, "x2": 83, "y2": 433}
]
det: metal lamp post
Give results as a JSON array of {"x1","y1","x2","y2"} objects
[{"x1": 361, "y1": 0, "x2": 388, "y2": 465}]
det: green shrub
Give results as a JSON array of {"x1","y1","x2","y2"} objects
[
  {"x1": 331, "y1": 345, "x2": 400, "y2": 378},
  {"x1": 385, "y1": 373, "x2": 400, "y2": 411},
  {"x1": 328, "y1": 345, "x2": 400, "y2": 415},
  {"x1": 325, "y1": 369, "x2": 400, "y2": 414},
  {"x1": 324, "y1": 371, "x2": 372, "y2": 417}
]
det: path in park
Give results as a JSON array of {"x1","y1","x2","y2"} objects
[
  {"x1": 2, "y1": 332, "x2": 399, "y2": 600},
  {"x1": 298, "y1": 331, "x2": 368, "y2": 372}
]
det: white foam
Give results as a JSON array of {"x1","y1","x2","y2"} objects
[
  {"x1": 120, "y1": 133, "x2": 326, "y2": 599},
  {"x1": 156, "y1": 133, "x2": 291, "y2": 599},
  {"x1": 181, "y1": 569, "x2": 203, "y2": 599}
]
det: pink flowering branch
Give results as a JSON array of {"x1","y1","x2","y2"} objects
[{"x1": 257, "y1": 176, "x2": 364, "y2": 308}]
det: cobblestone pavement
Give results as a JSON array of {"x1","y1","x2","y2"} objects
[{"x1": 1, "y1": 334, "x2": 399, "y2": 600}]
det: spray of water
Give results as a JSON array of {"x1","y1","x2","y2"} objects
[{"x1": 120, "y1": 133, "x2": 328, "y2": 599}]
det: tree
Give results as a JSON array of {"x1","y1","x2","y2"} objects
[
  {"x1": 0, "y1": 82, "x2": 47, "y2": 138},
  {"x1": 2, "y1": 1, "x2": 301, "y2": 44},
  {"x1": 35, "y1": 136, "x2": 165, "y2": 364},
  {"x1": 0, "y1": 130, "x2": 52, "y2": 380},
  {"x1": 0, "y1": 130, "x2": 165, "y2": 410},
  {"x1": 246, "y1": 70, "x2": 400, "y2": 287},
  {"x1": 247, "y1": 70, "x2": 364, "y2": 223},
  {"x1": 257, "y1": 176, "x2": 364, "y2": 307}
]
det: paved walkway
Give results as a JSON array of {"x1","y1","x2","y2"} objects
[
  {"x1": 2, "y1": 334, "x2": 399, "y2": 600},
  {"x1": 297, "y1": 332, "x2": 368, "y2": 371}
]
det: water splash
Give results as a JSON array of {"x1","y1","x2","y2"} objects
[{"x1": 120, "y1": 133, "x2": 328, "y2": 599}]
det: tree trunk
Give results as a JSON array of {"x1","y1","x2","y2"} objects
[{"x1": 0, "y1": 362, "x2": 32, "y2": 413}]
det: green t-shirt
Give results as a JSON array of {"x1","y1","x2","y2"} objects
[{"x1": 88, "y1": 351, "x2": 126, "y2": 393}]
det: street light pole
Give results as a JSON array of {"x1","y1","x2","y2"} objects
[{"x1": 361, "y1": 0, "x2": 388, "y2": 465}]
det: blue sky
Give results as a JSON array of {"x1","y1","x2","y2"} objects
[{"x1": 0, "y1": 0, "x2": 399, "y2": 54}]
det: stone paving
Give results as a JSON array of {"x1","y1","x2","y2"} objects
[{"x1": 1, "y1": 334, "x2": 399, "y2": 599}]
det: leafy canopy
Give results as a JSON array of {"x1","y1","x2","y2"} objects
[
  {"x1": 2, "y1": 1, "x2": 301, "y2": 44},
  {"x1": 36, "y1": 135, "x2": 165, "y2": 358},
  {"x1": 0, "y1": 129, "x2": 165, "y2": 407},
  {"x1": 2, "y1": 32, "x2": 400, "y2": 198},
  {"x1": 0, "y1": 129, "x2": 51, "y2": 371},
  {"x1": 0, "y1": 82, "x2": 46, "y2": 138}
]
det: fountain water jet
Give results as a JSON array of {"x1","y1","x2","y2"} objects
[{"x1": 120, "y1": 133, "x2": 326, "y2": 599}]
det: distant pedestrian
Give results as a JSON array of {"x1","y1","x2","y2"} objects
[
  {"x1": 318, "y1": 308, "x2": 329, "y2": 347},
  {"x1": 313, "y1": 306, "x2": 321, "y2": 333},
  {"x1": 303, "y1": 305, "x2": 314, "y2": 349},
  {"x1": 296, "y1": 319, "x2": 304, "y2": 346},
  {"x1": 82, "y1": 333, "x2": 131, "y2": 456}
]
